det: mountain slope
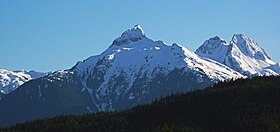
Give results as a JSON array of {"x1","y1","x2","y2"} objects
[
  {"x1": 195, "y1": 34, "x2": 280, "y2": 76},
  {"x1": 71, "y1": 25, "x2": 243, "y2": 111},
  {"x1": 0, "y1": 25, "x2": 243, "y2": 127},
  {"x1": 3, "y1": 76, "x2": 280, "y2": 132},
  {"x1": 0, "y1": 69, "x2": 47, "y2": 94}
]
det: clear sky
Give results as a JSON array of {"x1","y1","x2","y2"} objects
[{"x1": 0, "y1": 0, "x2": 279, "y2": 72}]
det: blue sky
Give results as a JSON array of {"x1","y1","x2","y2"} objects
[{"x1": 0, "y1": 0, "x2": 279, "y2": 72}]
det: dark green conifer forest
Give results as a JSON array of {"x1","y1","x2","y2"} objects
[{"x1": 1, "y1": 76, "x2": 280, "y2": 132}]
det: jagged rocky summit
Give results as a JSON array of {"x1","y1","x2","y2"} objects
[{"x1": 195, "y1": 34, "x2": 280, "y2": 76}]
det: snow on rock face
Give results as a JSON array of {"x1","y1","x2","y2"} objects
[
  {"x1": 172, "y1": 43, "x2": 242, "y2": 81},
  {"x1": 0, "y1": 69, "x2": 47, "y2": 94},
  {"x1": 196, "y1": 34, "x2": 280, "y2": 77},
  {"x1": 74, "y1": 26, "x2": 243, "y2": 85},
  {"x1": 231, "y1": 34, "x2": 271, "y2": 61},
  {"x1": 195, "y1": 36, "x2": 231, "y2": 63},
  {"x1": 112, "y1": 25, "x2": 145, "y2": 46}
]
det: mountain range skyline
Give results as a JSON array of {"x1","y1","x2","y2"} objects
[
  {"x1": 1, "y1": 0, "x2": 280, "y2": 72},
  {"x1": 1, "y1": 26, "x2": 278, "y2": 73},
  {"x1": 2, "y1": 24, "x2": 280, "y2": 95}
]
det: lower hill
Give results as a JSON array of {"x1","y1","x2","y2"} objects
[{"x1": 1, "y1": 76, "x2": 280, "y2": 132}]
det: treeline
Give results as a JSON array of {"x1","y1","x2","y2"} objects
[{"x1": 1, "y1": 76, "x2": 280, "y2": 132}]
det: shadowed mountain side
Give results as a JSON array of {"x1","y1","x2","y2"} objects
[{"x1": 2, "y1": 76, "x2": 280, "y2": 132}]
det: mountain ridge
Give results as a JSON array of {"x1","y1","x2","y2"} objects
[
  {"x1": 195, "y1": 34, "x2": 280, "y2": 76},
  {"x1": 0, "y1": 69, "x2": 47, "y2": 94},
  {"x1": 2, "y1": 26, "x2": 279, "y2": 95}
]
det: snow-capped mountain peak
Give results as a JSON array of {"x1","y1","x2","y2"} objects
[
  {"x1": 231, "y1": 34, "x2": 271, "y2": 61},
  {"x1": 196, "y1": 34, "x2": 280, "y2": 76},
  {"x1": 112, "y1": 25, "x2": 145, "y2": 46},
  {"x1": 195, "y1": 36, "x2": 231, "y2": 63},
  {"x1": 0, "y1": 69, "x2": 47, "y2": 94},
  {"x1": 68, "y1": 25, "x2": 246, "y2": 111}
]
